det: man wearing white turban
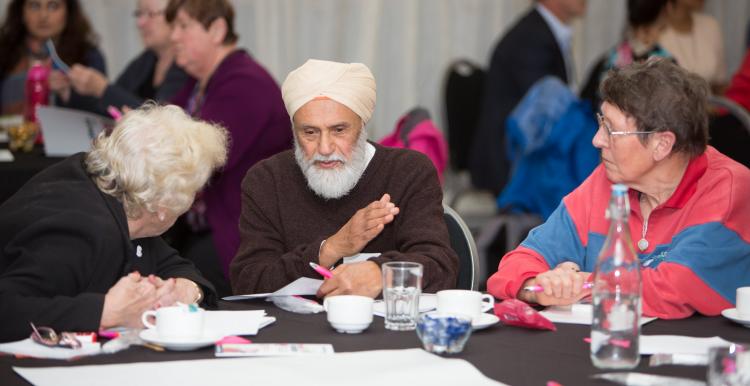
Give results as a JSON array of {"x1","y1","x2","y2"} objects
[{"x1": 230, "y1": 59, "x2": 458, "y2": 298}]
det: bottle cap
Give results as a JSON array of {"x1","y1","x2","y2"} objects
[{"x1": 611, "y1": 184, "x2": 628, "y2": 196}]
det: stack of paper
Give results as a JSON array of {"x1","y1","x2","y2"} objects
[
  {"x1": 223, "y1": 277, "x2": 323, "y2": 300},
  {"x1": 204, "y1": 310, "x2": 274, "y2": 336},
  {"x1": 640, "y1": 335, "x2": 732, "y2": 355}
]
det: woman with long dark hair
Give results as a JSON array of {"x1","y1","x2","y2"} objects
[{"x1": 0, "y1": 0, "x2": 105, "y2": 115}]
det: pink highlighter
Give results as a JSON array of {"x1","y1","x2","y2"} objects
[
  {"x1": 107, "y1": 105, "x2": 123, "y2": 121},
  {"x1": 523, "y1": 282, "x2": 594, "y2": 292},
  {"x1": 309, "y1": 262, "x2": 333, "y2": 279}
]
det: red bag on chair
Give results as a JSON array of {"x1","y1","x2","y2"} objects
[{"x1": 379, "y1": 107, "x2": 448, "y2": 184}]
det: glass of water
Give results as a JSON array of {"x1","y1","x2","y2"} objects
[
  {"x1": 382, "y1": 262, "x2": 423, "y2": 331},
  {"x1": 707, "y1": 344, "x2": 750, "y2": 386}
]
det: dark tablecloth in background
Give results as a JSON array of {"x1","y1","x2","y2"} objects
[
  {"x1": 1, "y1": 300, "x2": 748, "y2": 386},
  {"x1": 0, "y1": 144, "x2": 63, "y2": 205}
]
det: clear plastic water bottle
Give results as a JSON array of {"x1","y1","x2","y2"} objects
[
  {"x1": 25, "y1": 60, "x2": 50, "y2": 144},
  {"x1": 591, "y1": 183, "x2": 642, "y2": 369}
]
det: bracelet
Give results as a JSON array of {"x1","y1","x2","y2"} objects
[
  {"x1": 188, "y1": 280, "x2": 203, "y2": 304},
  {"x1": 319, "y1": 239, "x2": 327, "y2": 257}
]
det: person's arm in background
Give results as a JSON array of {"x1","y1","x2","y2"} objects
[
  {"x1": 53, "y1": 47, "x2": 108, "y2": 115},
  {"x1": 724, "y1": 49, "x2": 750, "y2": 112},
  {"x1": 98, "y1": 52, "x2": 189, "y2": 112}
]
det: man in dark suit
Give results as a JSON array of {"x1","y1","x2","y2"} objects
[{"x1": 469, "y1": 0, "x2": 586, "y2": 195}]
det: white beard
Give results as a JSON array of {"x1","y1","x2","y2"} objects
[{"x1": 295, "y1": 131, "x2": 369, "y2": 200}]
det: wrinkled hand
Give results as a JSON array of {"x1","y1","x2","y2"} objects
[
  {"x1": 68, "y1": 64, "x2": 107, "y2": 97},
  {"x1": 518, "y1": 262, "x2": 591, "y2": 306},
  {"x1": 146, "y1": 275, "x2": 202, "y2": 307},
  {"x1": 100, "y1": 272, "x2": 158, "y2": 329},
  {"x1": 316, "y1": 261, "x2": 382, "y2": 298},
  {"x1": 48, "y1": 70, "x2": 71, "y2": 102},
  {"x1": 319, "y1": 194, "x2": 399, "y2": 267}
]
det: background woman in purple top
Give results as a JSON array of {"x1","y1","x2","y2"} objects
[{"x1": 165, "y1": 0, "x2": 292, "y2": 296}]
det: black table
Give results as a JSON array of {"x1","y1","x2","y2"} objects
[
  {"x1": 0, "y1": 144, "x2": 63, "y2": 205},
  {"x1": 1, "y1": 300, "x2": 748, "y2": 386}
]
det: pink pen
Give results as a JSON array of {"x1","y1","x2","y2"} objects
[
  {"x1": 107, "y1": 105, "x2": 123, "y2": 121},
  {"x1": 583, "y1": 336, "x2": 631, "y2": 349},
  {"x1": 309, "y1": 262, "x2": 333, "y2": 279},
  {"x1": 523, "y1": 282, "x2": 593, "y2": 292}
]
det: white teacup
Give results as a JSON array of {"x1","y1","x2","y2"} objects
[
  {"x1": 437, "y1": 290, "x2": 494, "y2": 320},
  {"x1": 324, "y1": 295, "x2": 374, "y2": 334},
  {"x1": 737, "y1": 287, "x2": 750, "y2": 319},
  {"x1": 141, "y1": 306, "x2": 204, "y2": 340}
]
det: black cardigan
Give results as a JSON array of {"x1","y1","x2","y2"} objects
[
  {"x1": 0, "y1": 153, "x2": 215, "y2": 342},
  {"x1": 97, "y1": 49, "x2": 189, "y2": 115}
]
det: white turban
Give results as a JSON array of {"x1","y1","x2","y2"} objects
[{"x1": 281, "y1": 59, "x2": 376, "y2": 125}]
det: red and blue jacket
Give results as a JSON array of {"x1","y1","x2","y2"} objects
[{"x1": 488, "y1": 147, "x2": 750, "y2": 319}]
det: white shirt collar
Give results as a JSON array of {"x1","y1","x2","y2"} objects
[
  {"x1": 535, "y1": 3, "x2": 573, "y2": 53},
  {"x1": 364, "y1": 142, "x2": 376, "y2": 165}
]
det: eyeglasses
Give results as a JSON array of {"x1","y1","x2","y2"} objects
[
  {"x1": 29, "y1": 322, "x2": 81, "y2": 349},
  {"x1": 133, "y1": 9, "x2": 165, "y2": 19},
  {"x1": 597, "y1": 113, "x2": 652, "y2": 139}
]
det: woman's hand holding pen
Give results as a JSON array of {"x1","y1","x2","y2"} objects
[{"x1": 518, "y1": 262, "x2": 591, "y2": 306}]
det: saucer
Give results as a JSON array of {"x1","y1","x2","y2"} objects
[
  {"x1": 373, "y1": 293, "x2": 437, "y2": 317},
  {"x1": 139, "y1": 329, "x2": 222, "y2": 351},
  {"x1": 472, "y1": 313, "x2": 500, "y2": 330},
  {"x1": 721, "y1": 308, "x2": 750, "y2": 328}
]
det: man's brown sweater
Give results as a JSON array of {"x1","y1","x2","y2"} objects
[{"x1": 230, "y1": 143, "x2": 458, "y2": 294}]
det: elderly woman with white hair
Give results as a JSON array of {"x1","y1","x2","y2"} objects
[{"x1": 0, "y1": 104, "x2": 227, "y2": 342}]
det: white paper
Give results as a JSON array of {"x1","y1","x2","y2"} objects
[
  {"x1": 14, "y1": 348, "x2": 507, "y2": 386},
  {"x1": 204, "y1": 310, "x2": 266, "y2": 336},
  {"x1": 223, "y1": 277, "x2": 323, "y2": 301},
  {"x1": 0, "y1": 149, "x2": 14, "y2": 162},
  {"x1": 0, "y1": 338, "x2": 101, "y2": 360},
  {"x1": 592, "y1": 372, "x2": 707, "y2": 386},
  {"x1": 540, "y1": 304, "x2": 657, "y2": 326},
  {"x1": 259, "y1": 316, "x2": 275, "y2": 329},
  {"x1": 215, "y1": 343, "x2": 334, "y2": 357},
  {"x1": 0, "y1": 131, "x2": 8, "y2": 143},
  {"x1": 221, "y1": 292, "x2": 273, "y2": 300},
  {"x1": 343, "y1": 252, "x2": 381, "y2": 264},
  {"x1": 639, "y1": 335, "x2": 732, "y2": 355}
]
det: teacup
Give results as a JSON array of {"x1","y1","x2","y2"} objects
[
  {"x1": 141, "y1": 305, "x2": 204, "y2": 340},
  {"x1": 323, "y1": 295, "x2": 374, "y2": 334},
  {"x1": 737, "y1": 287, "x2": 750, "y2": 319},
  {"x1": 437, "y1": 290, "x2": 494, "y2": 320}
]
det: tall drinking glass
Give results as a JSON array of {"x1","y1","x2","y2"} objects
[{"x1": 382, "y1": 262, "x2": 423, "y2": 331}]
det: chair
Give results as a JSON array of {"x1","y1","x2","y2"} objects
[
  {"x1": 708, "y1": 95, "x2": 750, "y2": 168},
  {"x1": 441, "y1": 60, "x2": 496, "y2": 216},
  {"x1": 710, "y1": 95, "x2": 750, "y2": 133},
  {"x1": 443, "y1": 204, "x2": 479, "y2": 290},
  {"x1": 443, "y1": 59, "x2": 485, "y2": 172}
]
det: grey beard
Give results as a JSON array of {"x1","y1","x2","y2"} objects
[{"x1": 294, "y1": 131, "x2": 369, "y2": 200}]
